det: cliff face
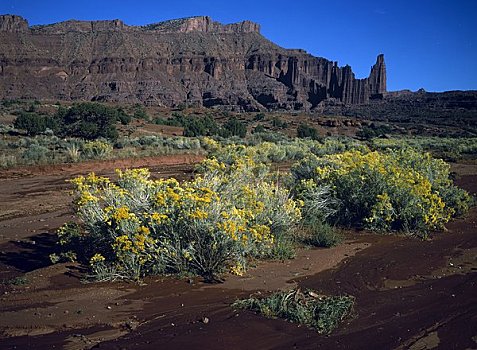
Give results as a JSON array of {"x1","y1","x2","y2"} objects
[
  {"x1": 368, "y1": 54, "x2": 386, "y2": 98},
  {"x1": 0, "y1": 14, "x2": 28, "y2": 32},
  {"x1": 0, "y1": 15, "x2": 386, "y2": 110}
]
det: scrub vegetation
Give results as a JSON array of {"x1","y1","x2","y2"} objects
[{"x1": 233, "y1": 289, "x2": 355, "y2": 334}]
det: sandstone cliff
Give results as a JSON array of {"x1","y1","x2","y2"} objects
[{"x1": 0, "y1": 15, "x2": 386, "y2": 110}]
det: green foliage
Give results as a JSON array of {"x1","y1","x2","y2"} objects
[
  {"x1": 155, "y1": 114, "x2": 221, "y2": 137},
  {"x1": 247, "y1": 131, "x2": 289, "y2": 144},
  {"x1": 292, "y1": 148, "x2": 472, "y2": 236},
  {"x1": 298, "y1": 184, "x2": 337, "y2": 222},
  {"x1": 252, "y1": 124, "x2": 266, "y2": 134},
  {"x1": 116, "y1": 108, "x2": 132, "y2": 125},
  {"x1": 1, "y1": 99, "x2": 21, "y2": 108},
  {"x1": 55, "y1": 156, "x2": 301, "y2": 281},
  {"x1": 55, "y1": 103, "x2": 121, "y2": 140},
  {"x1": 209, "y1": 137, "x2": 365, "y2": 166},
  {"x1": 356, "y1": 123, "x2": 393, "y2": 139},
  {"x1": 14, "y1": 111, "x2": 57, "y2": 136},
  {"x1": 272, "y1": 116, "x2": 288, "y2": 129},
  {"x1": 222, "y1": 117, "x2": 247, "y2": 138},
  {"x1": 295, "y1": 183, "x2": 341, "y2": 247},
  {"x1": 304, "y1": 220, "x2": 342, "y2": 248},
  {"x1": 81, "y1": 140, "x2": 113, "y2": 159},
  {"x1": 439, "y1": 185, "x2": 474, "y2": 217},
  {"x1": 154, "y1": 116, "x2": 182, "y2": 127},
  {"x1": 21, "y1": 144, "x2": 50, "y2": 164},
  {"x1": 233, "y1": 289, "x2": 354, "y2": 334},
  {"x1": 267, "y1": 236, "x2": 296, "y2": 260},
  {"x1": 65, "y1": 143, "x2": 81, "y2": 162},
  {"x1": 0, "y1": 135, "x2": 78, "y2": 168},
  {"x1": 371, "y1": 136, "x2": 477, "y2": 161},
  {"x1": 49, "y1": 222, "x2": 81, "y2": 263},
  {"x1": 0, "y1": 133, "x2": 208, "y2": 169},
  {"x1": 1, "y1": 276, "x2": 28, "y2": 286},
  {"x1": 184, "y1": 115, "x2": 221, "y2": 137},
  {"x1": 133, "y1": 104, "x2": 150, "y2": 120},
  {"x1": 254, "y1": 113, "x2": 266, "y2": 121},
  {"x1": 0, "y1": 154, "x2": 17, "y2": 168},
  {"x1": 297, "y1": 123, "x2": 319, "y2": 140}
]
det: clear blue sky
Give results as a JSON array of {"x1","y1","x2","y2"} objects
[{"x1": 1, "y1": 0, "x2": 476, "y2": 92}]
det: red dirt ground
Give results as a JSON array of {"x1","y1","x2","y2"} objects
[{"x1": 0, "y1": 157, "x2": 476, "y2": 350}]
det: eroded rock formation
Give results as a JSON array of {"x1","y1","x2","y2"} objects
[
  {"x1": 0, "y1": 15, "x2": 386, "y2": 110},
  {"x1": 369, "y1": 54, "x2": 386, "y2": 99}
]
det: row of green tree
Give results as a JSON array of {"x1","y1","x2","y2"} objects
[
  {"x1": 14, "y1": 103, "x2": 131, "y2": 140},
  {"x1": 155, "y1": 113, "x2": 247, "y2": 138},
  {"x1": 14, "y1": 102, "x2": 324, "y2": 141}
]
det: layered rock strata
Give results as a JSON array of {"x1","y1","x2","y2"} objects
[{"x1": 0, "y1": 15, "x2": 386, "y2": 110}]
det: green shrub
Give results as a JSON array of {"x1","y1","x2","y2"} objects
[
  {"x1": 295, "y1": 183, "x2": 341, "y2": 247},
  {"x1": 371, "y1": 136, "x2": 477, "y2": 161},
  {"x1": 184, "y1": 115, "x2": 220, "y2": 137},
  {"x1": 254, "y1": 113, "x2": 266, "y2": 121},
  {"x1": 1, "y1": 99, "x2": 21, "y2": 108},
  {"x1": 81, "y1": 140, "x2": 113, "y2": 159},
  {"x1": 207, "y1": 137, "x2": 365, "y2": 167},
  {"x1": 439, "y1": 185, "x2": 474, "y2": 217},
  {"x1": 292, "y1": 148, "x2": 472, "y2": 236},
  {"x1": 249, "y1": 131, "x2": 288, "y2": 144},
  {"x1": 356, "y1": 124, "x2": 393, "y2": 139},
  {"x1": 1, "y1": 276, "x2": 28, "y2": 286},
  {"x1": 154, "y1": 116, "x2": 182, "y2": 127},
  {"x1": 233, "y1": 289, "x2": 354, "y2": 334},
  {"x1": 116, "y1": 108, "x2": 132, "y2": 125},
  {"x1": 272, "y1": 117, "x2": 288, "y2": 129},
  {"x1": 54, "y1": 156, "x2": 301, "y2": 281},
  {"x1": 253, "y1": 125, "x2": 266, "y2": 134},
  {"x1": 155, "y1": 114, "x2": 221, "y2": 137},
  {"x1": 297, "y1": 123, "x2": 319, "y2": 140},
  {"x1": 222, "y1": 117, "x2": 247, "y2": 138},
  {"x1": 21, "y1": 144, "x2": 50, "y2": 164},
  {"x1": 14, "y1": 112, "x2": 57, "y2": 136},
  {"x1": 0, "y1": 154, "x2": 17, "y2": 168},
  {"x1": 304, "y1": 220, "x2": 342, "y2": 248},
  {"x1": 267, "y1": 236, "x2": 296, "y2": 260},
  {"x1": 133, "y1": 104, "x2": 150, "y2": 120},
  {"x1": 55, "y1": 103, "x2": 120, "y2": 140}
]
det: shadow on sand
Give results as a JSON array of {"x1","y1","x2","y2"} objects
[{"x1": 0, "y1": 232, "x2": 60, "y2": 274}]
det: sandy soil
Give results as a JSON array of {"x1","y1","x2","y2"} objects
[{"x1": 0, "y1": 157, "x2": 476, "y2": 349}]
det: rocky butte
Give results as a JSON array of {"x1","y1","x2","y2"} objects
[{"x1": 0, "y1": 14, "x2": 386, "y2": 111}]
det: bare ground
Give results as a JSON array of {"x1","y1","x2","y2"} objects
[{"x1": 0, "y1": 157, "x2": 476, "y2": 350}]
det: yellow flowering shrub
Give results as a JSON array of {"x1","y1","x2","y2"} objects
[
  {"x1": 204, "y1": 137, "x2": 367, "y2": 167},
  {"x1": 292, "y1": 148, "x2": 472, "y2": 236},
  {"x1": 81, "y1": 140, "x2": 112, "y2": 159},
  {"x1": 55, "y1": 156, "x2": 301, "y2": 281}
]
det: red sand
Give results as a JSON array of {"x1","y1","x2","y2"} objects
[{"x1": 0, "y1": 157, "x2": 476, "y2": 349}]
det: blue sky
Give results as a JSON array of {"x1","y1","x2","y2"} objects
[{"x1": 1, "y1": 0, "x2": 476, "y2": 92}]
